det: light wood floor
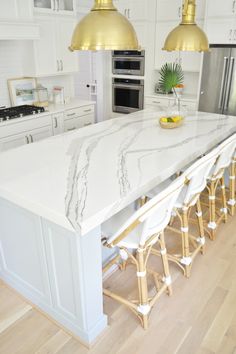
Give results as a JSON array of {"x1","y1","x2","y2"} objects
[{"x1": 1, "y1": 214, "x2": 236, "y2": 354}]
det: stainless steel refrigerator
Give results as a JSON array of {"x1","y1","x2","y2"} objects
[{"x1": 199, "y1": 46, "x2": 236, "y2": 116}]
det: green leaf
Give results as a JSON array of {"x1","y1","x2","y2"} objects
[{"x1": 158, "y1": 62, "x2": 184, "y2": 94}]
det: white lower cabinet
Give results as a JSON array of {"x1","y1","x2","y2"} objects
[
  {"x1": 0, "y1": 105, "x2": 95, "y2": 152},
  {"x1": 0, "y1": 114, "x2": 53, "y2": 152},
  {"x1": 145, "y1": 96, "x2": 198, "y2": 112},
  {"x1": 64, "y1": 105, "x2": 95, "y2": 132}
]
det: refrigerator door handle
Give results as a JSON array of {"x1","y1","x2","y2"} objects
[
  {"x1": 218, "y1": 57, "x2": 229, "y2": 110},
  {"x1": 224, "y1": 57, "x2": 235, "y2": 111}
]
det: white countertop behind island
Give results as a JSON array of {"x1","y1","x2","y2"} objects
[{"x1": 0, "y1": 108, "x2": 235, "y2": 236}]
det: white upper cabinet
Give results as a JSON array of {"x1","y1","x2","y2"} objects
[
  {"x1": 114, "y1": 0, "x2": 156, "y2": 22},
  {"x1": 22, "y1": 17, "x2": 78, "y2": 77},
  {"x1": 156, "y1": 0, "x2": 182, "y2": 22},
  {"x1": 205, "y1": 0, "x2": 236, "y2": 44},
  {"x1": 0, "y1": 0, "x2": 33, "y2": 20},
  {"x1": 34, "y1": 0, "x2": 76, "y2": 15},
  {"x1": 206, "y1": 0, "x2": 236, "y2": 18},
  {"x1": 156, "y1": 0, "x2": 206, "y2": 22}
]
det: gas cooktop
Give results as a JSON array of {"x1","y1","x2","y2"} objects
[{"x1": 0, "y1": 105, "x2": 45, "y2": 122}]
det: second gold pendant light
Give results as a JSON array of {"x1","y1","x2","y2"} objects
[
  {"x1": 69, "y1": 0, "x2": 139, "y2": 51},
  {"x1": 163, "y1": 0, "x2": 209, "y2": 52}
]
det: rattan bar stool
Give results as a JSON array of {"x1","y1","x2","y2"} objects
[
  {"x1": 146, "y1": 148, "x2": 219, "y2": 278},
  {"x1": 101, "y1": 174, "x2": 185, "y2": 329},
  {"x1": 228, "y1": 150, "x2": 236, "y2": 216},
  {"x1": 204, "y1": 134, "x2": 236, "y2": 240}
]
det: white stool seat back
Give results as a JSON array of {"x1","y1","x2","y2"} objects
[
  {"x1": 182, "y1": 148, "x2": 220, "y2": 206},
  {"x1": 103, "y1": 175, "x2": 185, "y2": 249},
  {"x1": 210, "y1": 134, "x2": 236, "y2": 179}
]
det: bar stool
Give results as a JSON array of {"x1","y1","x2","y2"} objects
[
  {"x1": 146, "y1": 148, "x2": 219, "y2": 278},
  {"x1": 228, "y1": 150, "x2": 236, "y2": 216},
  {"x1": 102, "y1": 174, "x2": 185, "y2": 329},
  {"x1": 205, "y1": 134, "x2": 236, "y2": 240}
]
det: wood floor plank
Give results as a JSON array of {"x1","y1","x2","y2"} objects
[
  {"x1": 201, "y1": 283, "x2": 236, "y2": 352},
  {"x1": 35, "y1": 330, "x2": 71, "y2": 354}
]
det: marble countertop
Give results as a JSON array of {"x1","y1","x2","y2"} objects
[
  {"x1": 0, "y1": 108, "x2": 235, "y2": 235},
  {"x1": 0, "y1": 98, "x2": 96, "y2": 128}
]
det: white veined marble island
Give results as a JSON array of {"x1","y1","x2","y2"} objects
[{"x1": 0, "y1": 108, "x2": 235, "y2": 345}]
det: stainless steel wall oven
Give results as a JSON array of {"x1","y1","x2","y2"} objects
[
  {"x1": 112, "y1": 78, "x2": 144, "y2": 114},
  {"x1": 112, "y1": 50, "x2": 145, "y2": 76}
]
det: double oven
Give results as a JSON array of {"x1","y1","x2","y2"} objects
[{"x1": 112, "y1": 50, "x2": 145, "y2": 114}]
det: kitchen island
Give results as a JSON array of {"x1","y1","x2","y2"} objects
[{"x1": 0, "y1": 109, "x2": 236, "y2": 345}]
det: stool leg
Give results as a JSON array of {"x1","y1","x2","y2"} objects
[
  {"x1": 220, "y1": 176, "x2": 228, "y2": 223},
  {"x1": 229, "y1": 163, "x2": 236, "y2": 216},
  {"x1": 208, "y1": 181, "x2": 217, "y2": 240},
  {"x1": 159, "y1": 231, "x2": 172, "y2": 296},
  {"x1": 137, "y1": 248, "x2": 149, "y2": 330},
  {"x1": 196, "y1": 198, "x2": 206, "y2": 255},
  {"x1": 180, "y1": 208, "x2": 191, "y2": 278}
]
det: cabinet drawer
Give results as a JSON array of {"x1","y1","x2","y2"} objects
[
  {"x1": 145, "y1": 96, "x2": 169, "y2": 107},
  {"x1": 0, "y1": 114, "x2": 51, "y2": 139},
  {"x1": 181, "y1": 101, "x2": 197, "y2": 111},
  {"x1": 65, "y1": 105, "x2": 95, "y2": 120},
  {"x1": 64, "y1": 118, "x2": 77, "y2": 132}
]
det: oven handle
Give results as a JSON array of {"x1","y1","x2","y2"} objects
[{"x1": 113, "y1": 84, "x2": 144, "y2": 90}]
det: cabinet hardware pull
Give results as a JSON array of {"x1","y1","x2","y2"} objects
[
  {"x1": 57, "y1": 60, "x2": 60, "y2": 71},
  {"x1": 53, "y1": 0, "x2": 56, "y2": 11},
  {"x1": 152, "y1": 101, "x2": 161, "y2": 104},
  {"x1": 84, "y1": 123, "x2": 92, "y2": 126},
  {"x1": 128, "y1": 8, "x2": 130, "y2": 18},
  {"x1": 29, "y1": 134, "x2": 33, "y2": 143},
  {"x1": 229, "y1": 29, "x2": 233, "y2": 41},
  {"x1": 84, "y1": 109, "x2": 92, "y2": 112},
  {"x1": 54, "y1": 117, "x2": 58, "y2": 128},
  {"x1": 124, "y1": 9, "x2": 127, "y2": 16},
  {"x1": 68, "y1": 127, "x2": 76, "y2": 131},
  {"x1": 233, "y1": 29, "x2": 236, "y2": 41},
  {"x1": 67, "y1": 112, "x2": 76, "y2": 117},
  {"x1": 25, "y1": 136, "x2": 29, "y2": 144},
  {"x1": 60, "y1": 60, "x2": 63, "y2": 71},
  {"x1": 178, "y1": 6, "x2": 181, "y2": 18},
  {"x1": 233, "y1": 0, "x2": 236, "y2": 13},
  {"x1": 57, "y1": 0, "x2": 59, "y2": 11}
]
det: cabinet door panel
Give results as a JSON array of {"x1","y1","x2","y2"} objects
[
  {"x1": 155, "y1": 22, "x2": 179, "y2": 69},
  {"x1": 29, "y1": 126, "x2": 53, "y2": 143},
  {"x1": 56, "y1": 18, "x2": 78, "y2": 73},
  {"x1": 76, "y1": 114, "x2": 94, "y2": 129},
  {"x1": 206, "y1": 18, "x2": 233, "y2": 45},
  {"x1": 157, "y1": 0, "x2": 182, "y2": 22},
  {"x1": 64, "y1": 118, "x2": 77, "y2": 132},
  {"x1": 0, "y1": 201, "x2": 51, "y2": 305},
  {"x1": 34, "y1": 18, "x2": 57, "y2": 76},
  {"x1": 0, "y1": 134, "x2": 27, "y2": 152},
  {"x1": 207, "y1": 0, "x2": 234, "y2": 18}
]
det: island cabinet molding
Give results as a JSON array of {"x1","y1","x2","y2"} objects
[{"x1": 0, "y1": 198, "x2": 107, "y2": 345}]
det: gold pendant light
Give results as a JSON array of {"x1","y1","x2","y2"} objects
[
  {"x1": 69, "y1": 0, "x2": 139, "y2": 51},
  {"x1": 163, "y1": 0, "x2": 209, "y2": 52}
]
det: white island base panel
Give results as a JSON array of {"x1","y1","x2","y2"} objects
[{"x1": 0, "y1": 198, "x2": 107, "y2": 345}]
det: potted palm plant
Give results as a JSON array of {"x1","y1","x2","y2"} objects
[{"x1": 158, "y1": 63, "x2": 185, "y2": 128}]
